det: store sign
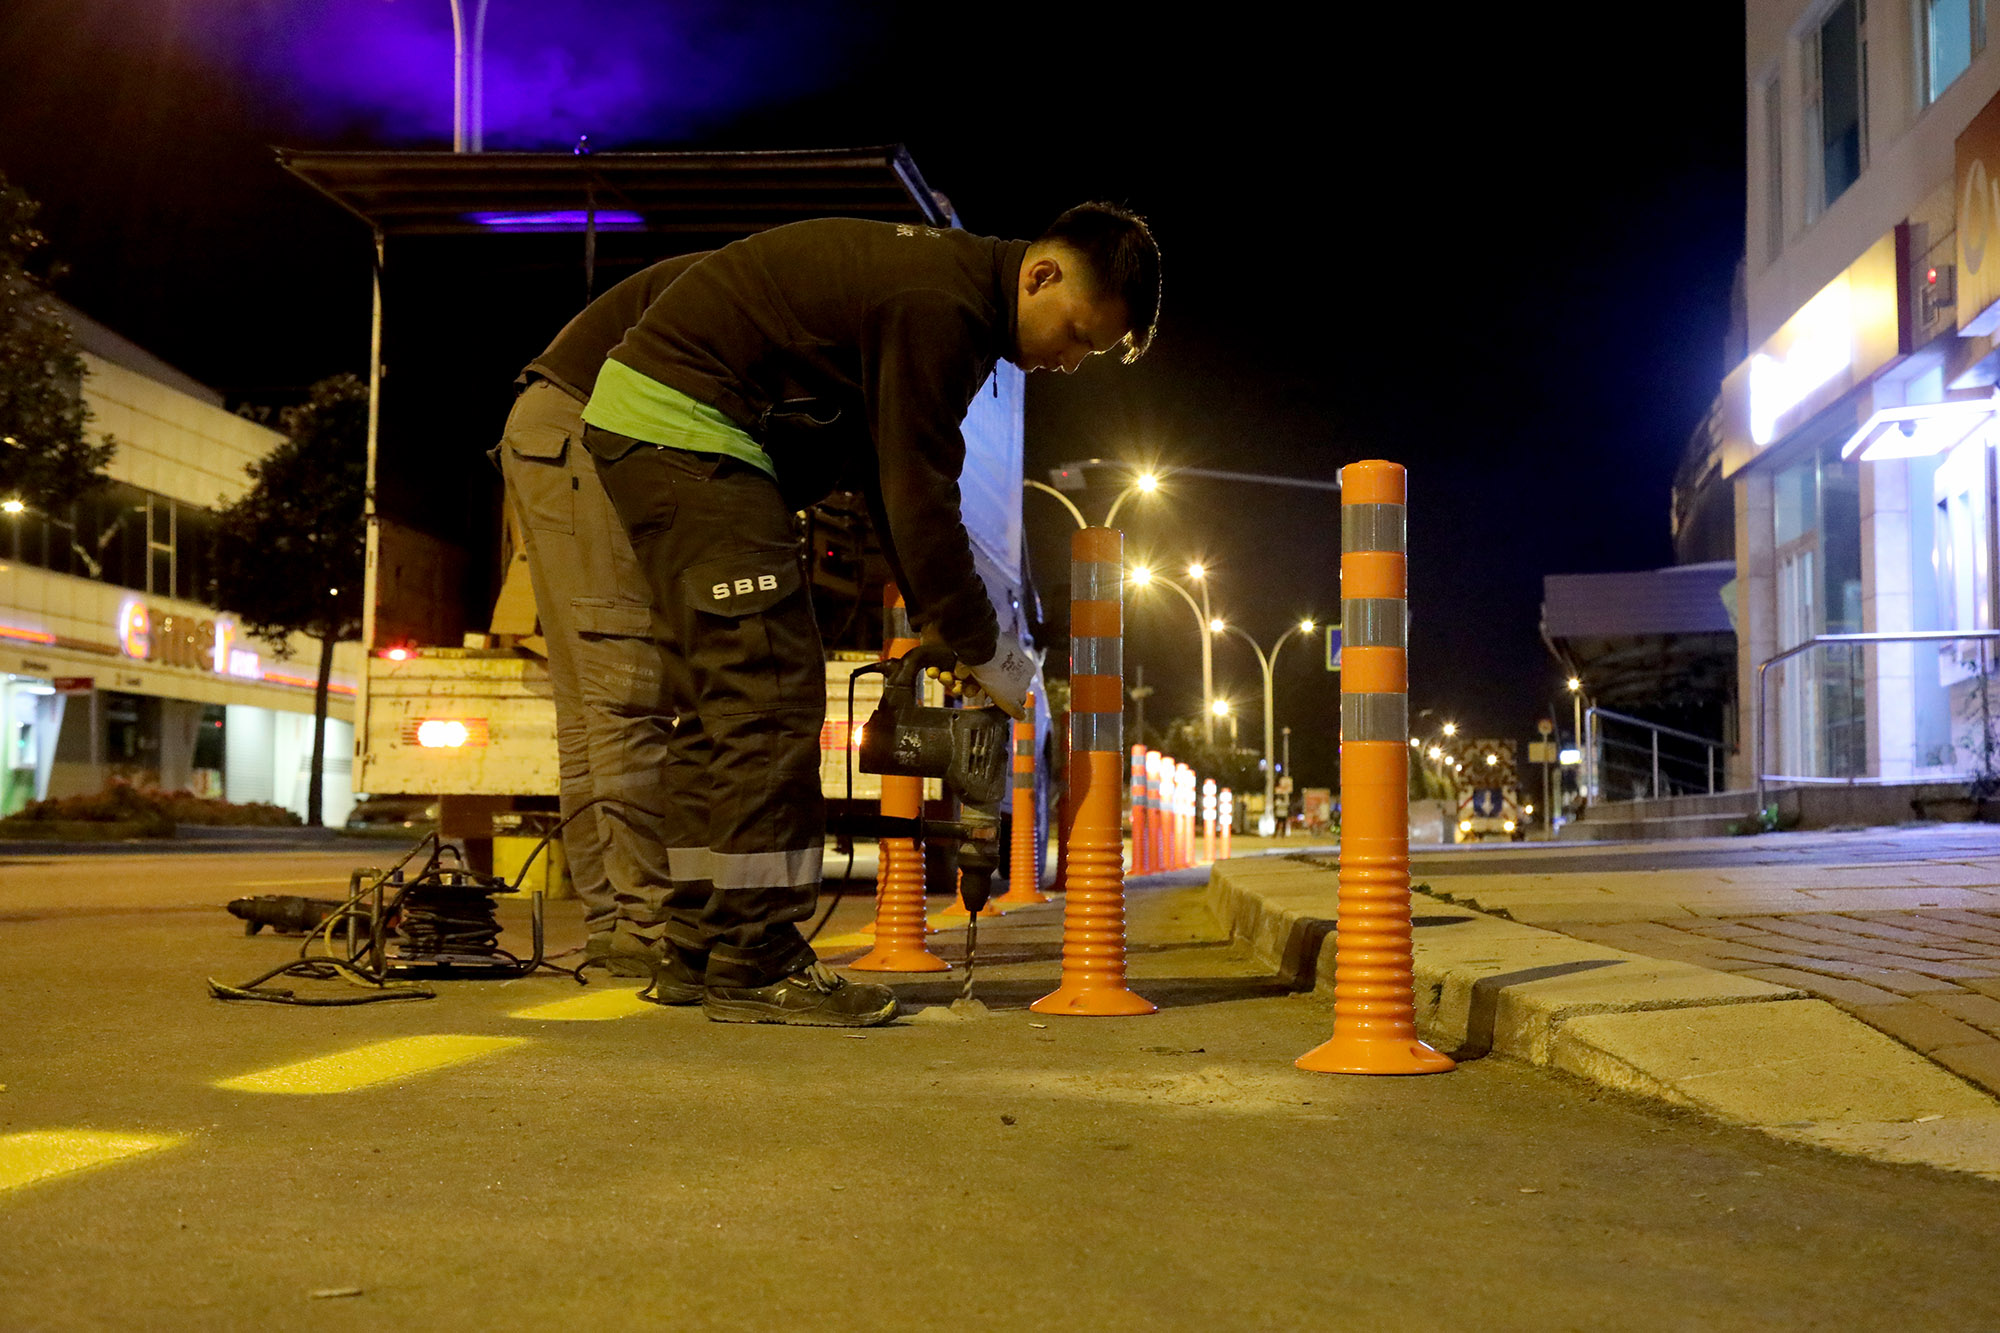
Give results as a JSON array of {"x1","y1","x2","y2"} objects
[
  {"x1": 1957, "y1": 90, "x2": 2000, "y2": 334},
  {"x1": 1748, "y1": 280, "x2": 1854, "y2": 445},
  {"x1": 1720, "y1": 232, "x2": 1904, "y2": 477},
  {"x1": 114, "y1": 598, "x2": 259, "y2": 678}
]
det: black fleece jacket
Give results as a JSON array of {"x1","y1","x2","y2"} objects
[
  {"x1": 601, "y1": 217, "x2": 1026, "y2": 664},
  {"x1": 523, "y1": 252, "x2": 707, "y2": 402}
]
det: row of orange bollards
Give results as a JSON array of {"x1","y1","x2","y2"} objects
[
  {"x1": 846, "y1": 469, "x2": 1448, "y2": 1076},
  {"x1": 1127, "y1": 745, "x2": 1232, "y2": 875}
]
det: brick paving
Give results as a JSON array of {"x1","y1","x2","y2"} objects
[{"x1": 1565, "y1": 908, "x2": 2000, "y2": 1097}]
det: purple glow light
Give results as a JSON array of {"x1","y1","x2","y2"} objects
[
  {"x1": 466, "y1": 209, "x2": 646, "y2": 232},
  {"x1": 175, "y1": 1, "x2": 881, "y2": 151}
]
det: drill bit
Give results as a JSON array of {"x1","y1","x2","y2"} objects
[{"x1": 958, "y1": 912, "x2": 979, "y2": 1004}]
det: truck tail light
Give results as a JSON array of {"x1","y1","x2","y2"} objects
[{"x1": 402, "y1": 718, "x2": 490, "y2": 748}]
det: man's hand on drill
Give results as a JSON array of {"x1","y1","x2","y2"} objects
[{"x1": 919, "y1": 625, "x2": 1034, "y2": 721}]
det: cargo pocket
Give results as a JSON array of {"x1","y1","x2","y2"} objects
[
  {"x1": 505, "y1": 420, "x2": 575, "y2": 534},
  {"x1": 571, "y1": 597, "x2": 660, "y2": 638},
  {"x1": 684, "y1": 549, "x2": 802, "y2": 617}
]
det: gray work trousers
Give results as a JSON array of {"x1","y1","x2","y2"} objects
[
  {"x1": 582, "y1": 425, "x2": 826, "y2": 988},
  {"x1": 496, "y1": 379, "x2": 681, "y2": 937}
]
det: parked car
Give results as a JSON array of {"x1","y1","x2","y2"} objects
[{"x1": 344, "y1": 795, "x2": 439, "y2": 832}]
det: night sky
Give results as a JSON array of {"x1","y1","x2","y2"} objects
[{"x1": 0, "y1": 1, "x2": 1747, "y2": 792}]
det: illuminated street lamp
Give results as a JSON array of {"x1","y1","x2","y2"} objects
[
  {"x1": 1028, "y1": 461, "x2": 1162, "y2": 530},
  {"x1": 1210, "y1": 697, "x2": 1238, "y2": 747},
  {"x1": 1212, "y1": 616, "x2": 1318, "y2": 836},
  {"x1": 1, "y1": 498, "x2": 23, "y2": 516},
  {"x1": 1566, "y1": 675, "x2": 1588, "y2": 802}
]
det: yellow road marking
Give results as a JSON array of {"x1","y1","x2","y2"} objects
[
  {"x1": 0, "y1": 1130, "x2": 183, "y2": 1195},
  {"x1": 213, "y1": 1035, "x2": 527, "y2": 1095},
  {"x1": 510, "y1": 988, "x2": 652, "y2": 1021},
  {"x1": 228, "y1": 878, "x2": 352, "y2": 888},
  {"x1": 813, "y1": 931, "x2": 876, "y2": 949}
]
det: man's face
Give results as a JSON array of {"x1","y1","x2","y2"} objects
[{"x1": 1013, "y1": 252, "x2": 1131, "y2": 374}]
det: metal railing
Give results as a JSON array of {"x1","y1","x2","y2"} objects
[
  {"x1": 1584, "y1": 706, "x2": 1727, "y2": 802},
  {"x1": 1754, "y1": 629, "x2": 2000, "y2": 811}
]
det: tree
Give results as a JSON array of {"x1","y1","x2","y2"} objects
[
  {"x1": 210, "y1": 374, "x2": 367, "y2": 826},
  {"x1": 0, "y1": 172, "x2": 115, "y2": 510}
]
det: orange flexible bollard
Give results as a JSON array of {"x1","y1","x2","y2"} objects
[
  {"x1": 1219, "y1": 788, "x2": 1234, "y2": 860},
  {"x1": 1033, "y1": 527, "x2": 1155, "y2": 1016},
  {"x1": 1175, "y1": 762, "x2": 1192, "y2": 869},
  {"x1": 1152, "y1": 752, "x2": 1172, "y2": 870},
  {"x1": 1178, "y1": 764, "x2": 1195, "y2": 868},
  {"x1": 1052, "y1": 715, "x2": 1073, "y2": 893},
  {"x1": 1144, "y1": 748, "x2": 1160, "y2": 872},
  {"x1": 1298, "y1": 460, "x2": 1453, "y2": 1075},
  {"x1": 1128, "y1": 745, "x2": 1149, "y2": 875},
  {"x1": 1202, "y1": 778, "x2": 1217, "y2": 864},
  {"x1": 996, "y1": 691, "x2": 1050, "y2": 906},
  {"x1": 850, "y1": 587, "x2": 949, "y2": 973}
]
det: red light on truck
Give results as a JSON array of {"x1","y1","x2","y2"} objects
[
  {"x1": 400, "y1": 718, "x2": 490, "y2": 748},
  {"x1": 1929, "y1": 268, "x2": 1940, "y2": 285}
]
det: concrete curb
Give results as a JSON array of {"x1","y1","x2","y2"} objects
[{"x1": 1208, "y1": 855, "x2": 2000, "y2": 1180}]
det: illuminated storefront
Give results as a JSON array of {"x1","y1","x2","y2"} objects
[
  {"x1": 0, "y1": 307, "x2": 360, "y2": 822},
  {"x1": 1722, "y1": 88, "x2": 2000, "y2": 789}
]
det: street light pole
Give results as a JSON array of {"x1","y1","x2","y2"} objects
[
  {"x1": 1566, "y1": 675, "x2": 1585, "y2": 807},
  {"x1": 1215, "y1": 619, "x2": 1316, "y2": 837},
  {"x1": 445, "y1": 0, "x2": 491, "y2": 153},
  {"x1": 1127, "y1": 568, "x2": 1213, "y2": 731},
  {"x1": 1189, "y1": 564, "x2": 1215, "y2": 745}
]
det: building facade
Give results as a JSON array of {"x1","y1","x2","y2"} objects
[
  {"x1": 1723, "y1": 0, "x2": 2000, "y2": 790},
  {"x1": 1, "y1": 306, "x2": 360, "y2": 823}
]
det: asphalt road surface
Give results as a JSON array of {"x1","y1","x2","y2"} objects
[{"x1": 2, "y1": 843, "x2": 1998, "y2": 1331}]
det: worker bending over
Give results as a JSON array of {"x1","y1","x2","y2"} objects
[{"x1": 581, "y1": 203, "x2": 1161, "y2": 1027}]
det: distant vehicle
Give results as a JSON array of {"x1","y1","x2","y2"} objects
[
  {"x1": 344, "y1": 795, "x2": 439, "y2": 832},
  {"x1": 1454, "y1": 740, "x2": 1524, "y2": 843}
]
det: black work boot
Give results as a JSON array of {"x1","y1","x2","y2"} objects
[
  {"x1": 637, "y1": 948, "x2": 707, "y2": 1007},
  {"x1": 703, "y1": 961, "x2": 899, "y2": 1028},
  {"x1": 582, "y1": 933, "x2": 656, "y2": 978}
]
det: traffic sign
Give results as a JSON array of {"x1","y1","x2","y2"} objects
[
  {"x1": 1537, "y1": 718, "x2": 1554, "y2": 736},
  {"x1": 1324, "y1": 626, "x2": 1342, "y2": 672},
  {"x1": 1276, "y1": 776, "x2": 1294, "y2": 795},
  {"x1": 1470, "y1": 788, "x2": 1504, "y2": 818}
]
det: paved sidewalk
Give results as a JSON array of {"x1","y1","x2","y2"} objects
[
  {"x1": 1411, "y1": 828, "x2": 2000, "y2": 1097},
  {"x1": 1204, "y1": 825, "x2": 2000, "y2": 1180}
]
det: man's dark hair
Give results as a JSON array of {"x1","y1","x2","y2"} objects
[{"x1": 1040, "y1": 202, "x2": 1161, "y2": 363}]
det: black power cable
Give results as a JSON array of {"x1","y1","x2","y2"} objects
[
  {"x1": 804, "y1": 659, "x2": 886, "y2": 945},
  {"x1": 209, "y1": 797, "x2": 652, "y2": 1005}
]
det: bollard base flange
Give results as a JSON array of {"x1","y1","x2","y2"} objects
[
  {"x1": 1029, "y1": 983, "x2": 1157, "y2": 1016},
  {"x1": 930, "y1": 903, "x2": 1005, "y2": 925},
  {"x1": 1294, "y1": 1034, "x2": 1455, "y2": 1075},
  {"x1": 993, "y1": 884, "x2": 1050, "y2": 907},
  {"x1": 847, "y1": 945, "x2": 950, "y2": 973}
]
